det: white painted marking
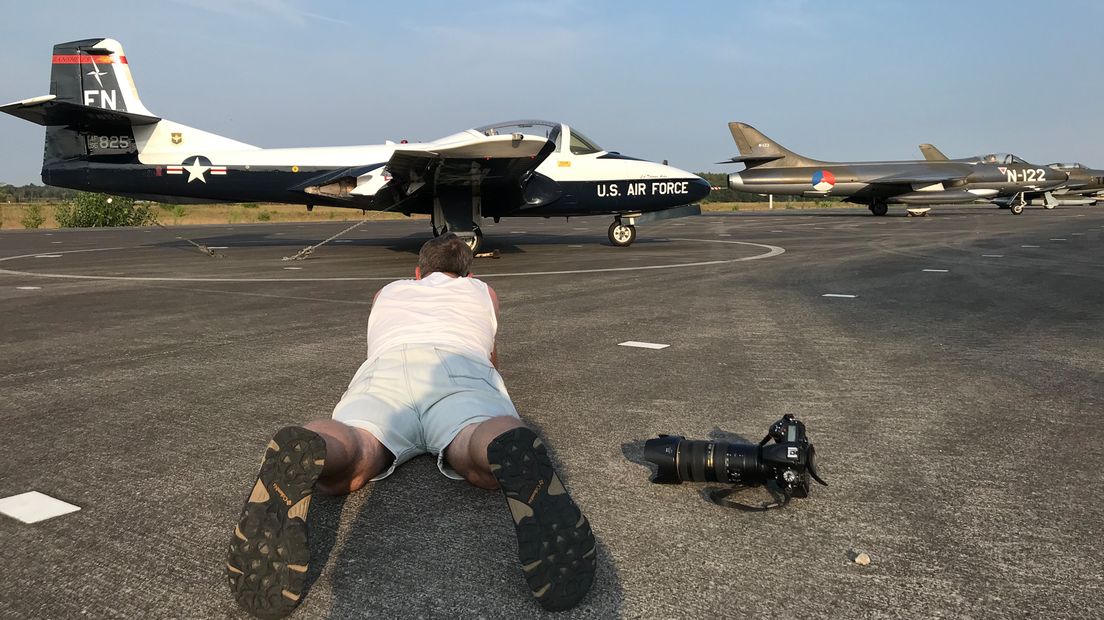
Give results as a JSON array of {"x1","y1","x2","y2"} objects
[
  {"x1": 568, "y1": 245, "x2": 583, "y2": 248},
  {"x1": 15, "y1": 286, "x2": 41, "y2": 290},
  {"x1": 923, "y1": 269, "x2": 949, "y2": 273},
  {"x1": 771, "y1": 230, "x2": 784, "y2": 233},
  {"x1": 207, "y1": 246, "x2": 229, "y2": 250},
  {"x1": 1021, "y1": 245, "x2": 1040, "y2": 248},
  {"x1": 44, "y1": 233, "x2": 53, "y2": 236},
  {"x1": 50, "y1": 241, "x2": 62, "y2": 244},
  {"x1": 1071, "y1": 233, "x2": 1084, "y2": 236},
  {"x1": 982, "y1": 254, "x2": 1004, "y2": 258},
  {"x1": 0, "y1": 491, "x2": 81, "y2": 524},
  {"x1": 822, "y1": 294, "x2": 856, "y2": 298},
  {"x1": 573, "y1": 227, "x2": 588, "y2": 231},
  {"x1": 283, "y1": 267, "x2": 303, "y2": 270},
  {"x1": 618, "y1": 341, "x2": 670, "y2": 350},
  {"x1": 334, "y1": 240, "x2": 353, "y2": 243},
  {"x1": 718, "y1": 233, "x2": 731, "y2": 237},
  {"x1": 35, "y1": 255, "x2": 62, "y2": 259},
  {"x1": 273, "y1": 232, "x2": 286, "y2": 236},
  {"x1": 143, "y1": 230, "x2": 152, "y2": 233},
  {"x1": 1049, "y1": 238, "x2": 1066, "y2": 241},
  {"x1": 510, "y1": 231, "x2": 526, "y2": 234},
  {"x1": 0, "y1": 240, "x2": 786, "y2": 282}
]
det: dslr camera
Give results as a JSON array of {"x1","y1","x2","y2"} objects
[{"x1": 643, "y1": 414, "x2": 826, "y2": 509}]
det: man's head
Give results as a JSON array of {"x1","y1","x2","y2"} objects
[{"x1": 417, "y1": 233, "x2": 473, "y2": 278}]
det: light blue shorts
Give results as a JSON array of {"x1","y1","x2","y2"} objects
[{"x1": 332, "y1": 345, "x2": 519, "y2": 480}]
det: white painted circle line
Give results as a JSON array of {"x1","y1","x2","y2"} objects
[
  {"x1": 822, "y1": 294, "x2": 856, "y2": 298},
  {"x1": 35, "y1": 254, "x2": 63, "y2": 259},
  {"x1": 0, "y1": 240, "x2": 786, "y2": 283},
  {"x1": 923, "y1": 269, "x2": 949, "y2": 273}
]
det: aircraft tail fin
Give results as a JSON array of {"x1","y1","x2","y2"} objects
[
  {"x1": 919, "y1": 144, "x2": 949, "y2": 161},
  {"x1": 724, "y1": 122, "x2": 820, "y2": 168},
  {"x1": 2, "y1": 38, "x2": 257, "y2": 186}
]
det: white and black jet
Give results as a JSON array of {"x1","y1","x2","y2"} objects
[{"x1": 2, "y1": 38, "x2": 710, "y2": 250}]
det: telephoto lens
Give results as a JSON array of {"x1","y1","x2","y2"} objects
[{"x1": 642, "y1": 436, "x2": 765, "y2": 485}]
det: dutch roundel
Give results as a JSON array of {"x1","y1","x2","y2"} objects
[{"x1": 811, "y1": 170, "x2": 836, "y2": 192}]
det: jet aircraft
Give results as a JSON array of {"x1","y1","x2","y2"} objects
[
  {"x1": 919, "y1": 144, "x2": 1104, "y2": 209},
  {"x1": 723, "y1": 123, "x2": 1068, "y2": 215},
  {"x1": 1, "y1": 38, "x2": 710, "y2": 250}
]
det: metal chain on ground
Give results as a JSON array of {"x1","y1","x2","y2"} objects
[
  {"x1": 282, "y1": 216, "x2": 372, "y2": 261},
  {"x1": 282, "y1": 192, "x2": 421, "y2": 261},
  {"x1": 150, "y1": 216, "x2": 221, "y2": 258}
]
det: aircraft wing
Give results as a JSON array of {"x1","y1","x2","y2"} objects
[
  {"x1": 372, "y1": 133, "x2": 555, "y2": 212},
  {"x1": 866, "y1": 169, "x2": 967, "y2": 187}
]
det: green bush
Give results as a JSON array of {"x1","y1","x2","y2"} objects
[
  {"x1": 256, "y1": 209, "x2": 272, "y2": 222},
  {"x1": 21, "y1": 204, "x2": 45, "y2": 229},
  {"x1": 170, "y1": 205, "x2": 187, "y2": 222},
  {"x1": 241, "y1": 202, "x2": 260, "y2": 209},
  {"x1": 55, "y1": 192, "x2": 154, "y2": 227}
]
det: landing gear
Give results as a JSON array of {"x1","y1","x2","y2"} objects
[
  {"x1": 608, "y1": 219, "x2": 637, "y2": 247},
  {"x1": 1043, "y1": 203, "x2": 1056, "y2": 210},
  {"x1": 464, "y1": 227, "x2": 484, "y2": 253},
  {"x1": 1010, "y1": 203, "x2": 1024, "y2": 215},
  {"x1": 869, "y1": 202, "x2": 888, "y2": 216},
  {"x1": 1010, "y1": 193, "x2": 1025, "y2": 215}
]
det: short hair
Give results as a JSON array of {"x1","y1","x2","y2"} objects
[{"x1": 418, "y1": 233, "x2": 473, "y2": 277}]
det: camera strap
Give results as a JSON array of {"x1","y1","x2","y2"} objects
[{"x1": 707, "y1": 486, "x2": 792, "y2": 512}]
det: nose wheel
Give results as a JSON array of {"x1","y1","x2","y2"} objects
[
  {"x1": 432, "y1": 224, "x2": 484, "y2": 253},
  {"x1": 608, "y1": 219, "x2": 637, "y2": 247}
]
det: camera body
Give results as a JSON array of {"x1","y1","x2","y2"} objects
[{"x1": 643, "y1": 414, "x2": 825, "y2": 502}]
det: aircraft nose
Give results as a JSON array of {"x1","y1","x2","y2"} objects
[
  {"x1": 689, "y1": 176, "x2": 711, "y2": 202},
  {"x1": 729, "y1": 172, "x2": 743, "y2": 188}
]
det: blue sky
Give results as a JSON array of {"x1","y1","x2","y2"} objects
[{"x1": 2, "y1": 0, "x2": 1103, "y2": 184}]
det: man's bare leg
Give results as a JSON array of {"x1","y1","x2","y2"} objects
[
  {"x1": 228, "y1": 422, "x2": 392, "y2": 619},
  {"x1": 304, "y1": 420, "x2": 394, "y2": 495},
  {"x1": 446, "y1": 418, "x2": 597, "y2": 611}
]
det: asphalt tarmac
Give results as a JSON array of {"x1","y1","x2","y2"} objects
[{"x1": 1, "y1": 205, "x2": 1101, "y2": 619}]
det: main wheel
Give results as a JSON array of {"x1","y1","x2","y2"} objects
[
  {"x1": 464, "y1": 228, "x2": 484, "y2": 253},
  {"x1": 608, "y1": 221, "x2": 637, "y2": 247},
  {"x1": 1043, "y1": 203, "x2": 1056, "y2": 210},
  {"x1": 870, "y1": 203, "x2": 888, "y2": 216},
  {"x1": 1010, "y1": 203, "x2": 1024, "y2": 215}
]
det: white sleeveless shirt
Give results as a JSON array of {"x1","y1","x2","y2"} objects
[{"x1": 365, "y1": 272, "x2": 497, "y2": 364}]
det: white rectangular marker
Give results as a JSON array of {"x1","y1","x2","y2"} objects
[
  {"x1": 50, "y1": 241, "x2": 62, "y2": 244},
  {"x1": 1021, "y1": 245, "x2": 1040, "y2": 248},
  {"x1": 34, "y1": 255, "x2": 62, "y2": 258},
  {"x1": 618, "y1": 341, "x2": 670, "y2": 350},
  {"x1": 16, "y1": 286, "x2": 41, "y2": 290},
  {"x1": 822, "y1": 294, "x2": 856, "y2": 298},
  {"x1": 0, "y1": 491, "x2": 81, "y2": 524},
  {"x1": 1049, "y1": 238, "x2": 1067, "y2": 241},
  {"x1": 982, "y1": 254, "x2": 1004, "y2": 258},
  {"x1": 923, "y1": 269, "x2": 949, "y2": 273},
  {"x1": 335, "y1": 240, "x2": 352, "y2": 243},
  {"x1": 568, "y1": 245, "x2": 583, "y2": 248},
  {"x1": 1071, "y1": 233, "x2": 1084, "y2": 236},
  {"x1": 573, "y1": 227, "x2": 588, "y2": 231},
  {"x1": 718, "y1": 233, "x2": 731, "y2": 237},
  {"x1": 283, "y1": 267, "x2": 303, "y2": 270},
  {"x1": 510, "y1": 231, "x2": 526, "y2": 234},
  {"x1": 208, "y1": 246, "x2": 229, "y2": 250}
]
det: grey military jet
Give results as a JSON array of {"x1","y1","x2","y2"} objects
[
  {"x1": 724, "y1": 123, "x2": 1068, "y2": 215},
  {"x1": 920, "y1": 144, "x2": 1104, "y2": 209}
]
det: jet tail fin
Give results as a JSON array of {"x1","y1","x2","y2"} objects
[
  {"x1": 919, "y1": 144, "x2": 949, "y2": 161},
  {"x1": 725, "y1": 122, "x2": 821, "y2": 168}
]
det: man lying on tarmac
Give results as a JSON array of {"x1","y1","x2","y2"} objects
[{"x1": 226, "y1": 233, "x2": 596, "y2": 618}]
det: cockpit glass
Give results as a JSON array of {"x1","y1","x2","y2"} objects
[
  {"x1": 476, "y1": 120, "x2": 559, "y2": 140},
  {"x1": 568, "y1": 129, "x2": 602, "y2": 155}
]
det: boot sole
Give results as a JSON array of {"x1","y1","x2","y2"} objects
[
  {"x1": 227, "y1": 427, "x2": 326, "y2": 619},
  {"x1": 487, "y1": 427, "x2": 596, "y2": 611}
]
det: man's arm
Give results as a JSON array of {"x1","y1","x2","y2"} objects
[{"x1": 487, "y1": 284, "x2": 501, "y2": 370}]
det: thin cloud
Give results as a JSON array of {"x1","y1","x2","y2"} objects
[{"x1": 169, "y1": 0, "x2": 350, "y2": 26}]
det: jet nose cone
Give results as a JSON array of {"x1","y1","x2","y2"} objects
[
  {"x1": 689, "y1": 177, "x2": 712, "y2": 202},
  {"x1": 728, "y1": 172, "x2": 743, "y2": 188}
]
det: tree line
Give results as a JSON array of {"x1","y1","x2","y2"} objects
[{"x1": 0, "y1": 183, "x2": 79, "y2": 203}]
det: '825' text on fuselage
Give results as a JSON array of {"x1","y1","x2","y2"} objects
[{"x1": 597, "y1": 181, "x2": 690, "y2": 197}]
